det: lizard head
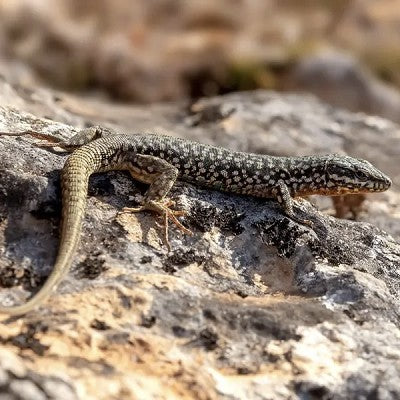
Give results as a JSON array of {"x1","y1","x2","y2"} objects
[{"x1": 324, "y1": 155, "x2": 391, "y2": 195}]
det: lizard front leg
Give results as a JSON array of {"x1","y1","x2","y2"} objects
[
  {"x1": 275, "y1": 180, "x2": 312, "y2": 226},
  {"x1": 120, "y1": 154, "x2": 192, "y2": 249}
]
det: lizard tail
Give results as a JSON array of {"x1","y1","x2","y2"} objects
[{"x1": 0, "y1": 153, "x2": 92, "y2": 316}]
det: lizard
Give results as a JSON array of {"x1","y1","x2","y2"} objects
[{"x1": 0, "y1": 125, "x2": 392, "y2": 315}]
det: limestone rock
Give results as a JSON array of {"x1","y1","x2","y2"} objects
[{"x1": 0, "y1": 86, "x2": 399, "y2": 399}]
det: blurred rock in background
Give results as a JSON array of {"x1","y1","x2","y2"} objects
[
  {"x1": 285, "y1": 51, "x2": 400, "y2": 123},
  {"x1": 1, "y1": 0, "x2": 400, "y2": 121}
]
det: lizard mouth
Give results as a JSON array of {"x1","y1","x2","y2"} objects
[{"x1": 295, "y1": 184, "x2": 389, "y2": 197}]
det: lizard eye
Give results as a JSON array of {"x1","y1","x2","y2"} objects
[{"x1": 355, "y1": 171, "x2": 369, "y2": 181}]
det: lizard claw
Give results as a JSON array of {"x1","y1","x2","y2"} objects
[{"x1": 119, "y1": 199, "x2": 192, "y2": 250}]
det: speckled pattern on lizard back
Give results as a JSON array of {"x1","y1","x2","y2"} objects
[{"x1": 0, "y1": 126, "x2": 392, "y2": 315}]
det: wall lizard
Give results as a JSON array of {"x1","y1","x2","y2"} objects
[{"x1": 0, "y1": 126, "x2": 392, "y2": 315}]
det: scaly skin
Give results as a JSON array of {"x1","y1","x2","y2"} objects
[{"x1": 0, "y1": 126, "x2": 392, "y2": 315}]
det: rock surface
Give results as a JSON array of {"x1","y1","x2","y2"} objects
[{"x1": 0, "y1": 83, "x2": 399, "y2": 399}]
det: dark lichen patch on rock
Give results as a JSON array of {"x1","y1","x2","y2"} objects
[
  {"x1": 295, "y1": 381, "x2": 333, "y2": 400},
  {"x1": 140, "y1": 314, "x2": 156, "y2": 328},
  {"x1": 88, "y1": 171, "x2": 148, "y2": 214},
  {"x1": 0, "y1": 263, "x2": 44, "y2": 290},
  {"x1": 308, "y1": 222, "x2": 357, "y2": 266},
  {"x1": 116, "y1": 290, "x2": 134, "y2": 310},
  {"x1": 80, "y1": 218, "x2": 128, "y2": 256},
  {"x1": 88, "y1": 174, "x2": 116, "y2": 197},
  {"x1": 255, "y1": 217, "x2": 311, "y2": 258},
  {"x1": 255, "y1": 216, "x2": 357, "y2": 266},
  {"x1": 237, "y1": 365, "x2": 258, "y2": 375},
  {"x1": 172, "y1": 325, "x2": 194, "y2": 338},
  {"x1": 90, "y1": 319, "x2": 111, "y2": 331},
  {"x1": 234, "y1": 290, "x2": 250, "y2": 298},
  {"x1": 140, "y1": 255, "x2": 152, "y2": 264},
  {"x1": 3, "y1": 322, "x2": 50, "y2": 356},
  {"x1": 202, "y1": 308, "x2": 217, "y2": 321},
  {"x1": 163, "y1": 248, "x2": 205, "y2": 274},
  {"x1": 175, "y1": 324, "x2": 220, "y2": 351},
  {"x1": 188, "y1": 328, "x2": 219, "y2": 351},
  {"x1": 30, "y1": 199, "x2": 61, "y2": 220},
  {"x1": 100, "y1": 221, "x2": 129, "y2": 255},
  {"x1": 309, "y1": 238, "x2": 356, "y2": 266},
  {"x1": 186, "y1": 201, "x2": 244, "y2": 234},
  {"x1": 73, "y1": 253, "x2": 108, "y2": 280}
]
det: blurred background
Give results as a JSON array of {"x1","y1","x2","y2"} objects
[{"x1": 1, "y1": 0, "x2": 400, "y2": 122}]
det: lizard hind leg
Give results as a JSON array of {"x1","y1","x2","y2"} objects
[
  {"x1": 37, "y1": 125, "x2": 116, "y2": 151},
  {"x1": 120, "y1": 154, "x2": 192, "y2": 249},
  {"x1": 0, "y1": 125, "x2": 115, "y2": 151}
]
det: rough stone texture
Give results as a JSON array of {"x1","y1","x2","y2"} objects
[{"x1": 0, "y1": 83, "x2": 399, "y2": 399}]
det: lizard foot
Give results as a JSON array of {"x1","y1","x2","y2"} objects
[{"x1": 119, "y1": 199, "x2": 192, "y2": 250}]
